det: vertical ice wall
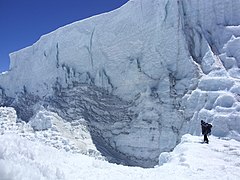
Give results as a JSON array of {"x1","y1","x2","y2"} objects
[
  {"x1": 0, "y1": 0, "x2": 197, "y2": 99},
  {"x1": 179, "y1": 0, "x2": 240, "y2": 140}
]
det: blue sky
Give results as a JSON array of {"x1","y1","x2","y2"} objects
[{"x1": 0, "y1": 0, "x2": 129, "y2": 72}]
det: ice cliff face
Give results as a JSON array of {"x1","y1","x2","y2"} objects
[{"x1": 1, "y1": 0, "x2": 240, "y2": 167}]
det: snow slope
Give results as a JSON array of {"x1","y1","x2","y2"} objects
[
  {"x1": 1, "y1": 0, "x2": 240, "y2": 167},
  {"x1": 1, "y1": 133, "x2": 240, "y2": 180}
]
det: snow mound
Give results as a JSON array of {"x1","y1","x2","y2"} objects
[
  {"x1": 0, "y1": 107, "x2": 100, "y2": 157},
  {"x1": 213, "y1": 94, "x2": 236, "y2": 108},
  {"x1": 29, "y1": 109, "x2": 53, "y2": 130},
  {"x1": 158, "y1": 134, "x2": 240, "y2": 179}
]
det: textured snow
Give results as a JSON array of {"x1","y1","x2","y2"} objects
[
  {"x1": 1, "y1": 130, "x2": 240, "y2": 180},
  {"x1": 1, "y1": 107, "x2": 240, "y2": 179},
  {"x1": 29, "y1": 109, "x2": 53, "y2": 130},
  {"x1": 1, "y1": 0, "x2": 240, "y2": 167},
  {"x1": 0, "y1": 107, "x2": 100, "y2": 156}
]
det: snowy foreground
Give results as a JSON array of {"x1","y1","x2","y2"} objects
[
  {"x1": 1, "y1": 134, "x2": 240, "y2": 180},
  {"x1": 1, "y1": 108, "x2": 240, "y2": 180}
]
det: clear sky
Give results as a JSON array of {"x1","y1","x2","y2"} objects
[{"x1": 0, "y1": 0, "x2": 129, "y2": 73}]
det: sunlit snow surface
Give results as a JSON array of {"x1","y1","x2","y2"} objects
[
  {"x1": 1, "y1": 133, "x2": 240, "y2": 180},
  {"x1": 1, "y1": 107, "x2": 240, "y2": 180}
]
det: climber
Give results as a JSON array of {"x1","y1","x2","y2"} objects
[{"x1": 201, "y1": 120, "x2": 212, "y2": 144}]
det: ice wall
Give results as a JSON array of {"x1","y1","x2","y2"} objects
[
  {"x1": 0, "y1": 0, "x2": 197, "y2": 98},
  {"x1": 179, "y1": 0, "x2": 240, "y2": 140},
  {"x1": 1, "y1": 0, "x2": 240, "y2": 167}
]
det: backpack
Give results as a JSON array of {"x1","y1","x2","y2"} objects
[{"x1": 206, "y1": 123, "x2": 212, "y2": 134}]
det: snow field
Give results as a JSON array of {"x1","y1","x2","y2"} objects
[{"x1": 1, "y1": 131, "x2": 240, "y2": 180}]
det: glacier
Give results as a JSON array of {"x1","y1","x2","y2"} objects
[{"x1": 1, "y1": 0, "x2": 240, "y2": 167}]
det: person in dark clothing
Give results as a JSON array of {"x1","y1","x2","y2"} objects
[{"x1": 201, "y1": 120, "x2": 212, "y2": 143}]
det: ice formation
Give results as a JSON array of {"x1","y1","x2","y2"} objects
[{"x1": 1, "y1": 0, "x2": 240, "y2": 167}]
